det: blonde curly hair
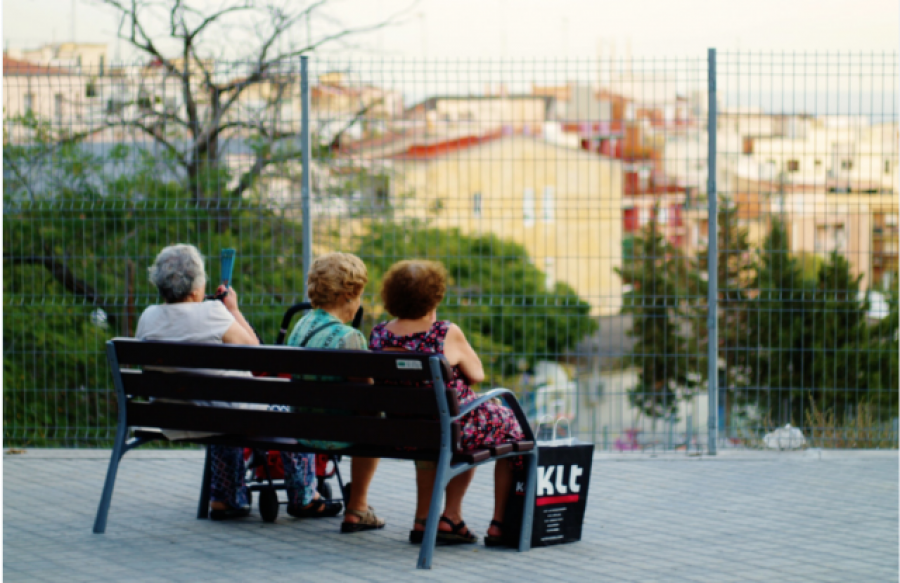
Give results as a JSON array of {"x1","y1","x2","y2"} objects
[{"x1": 307, "y1": 252, "x2": 368, "y2": 308}]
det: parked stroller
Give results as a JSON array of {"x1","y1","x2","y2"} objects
[{"x1": 244, "y1": 301, "x2": 360, "y2": 522}]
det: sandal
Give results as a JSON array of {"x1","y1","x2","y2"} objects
[
  {"x1": 287, "y1": 498, "x2": 343, "y2": 519},
  {"x1": 484, "y1": 519, "x2": 505, "y2": 547},
  {"x1": 340, "y1": 506, "x2": 386, "y2": 533},
  {"x1": 436, "y1": 516, "x2": 478, "y2": 545},
  {"x1": 409, "y1": 517, "x2": 478, "y2": 545}
]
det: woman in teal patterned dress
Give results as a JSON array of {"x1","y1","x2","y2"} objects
[{"x1": 283, "y1": 252, "x2": 385, "y2": 533}]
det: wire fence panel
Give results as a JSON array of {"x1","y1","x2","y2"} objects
[
  {"x1": 716, "y1": 52, "x2": 899, "y2": 450},
  {"x1": 3, "y1": 53, "x2": 897, "y2": 450}
]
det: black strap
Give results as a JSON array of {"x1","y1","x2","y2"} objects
[{"x1": 297, "y1": 321, "x2": 342, "y2": 348}]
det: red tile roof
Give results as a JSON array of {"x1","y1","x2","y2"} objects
[{"x1": 3, "y1": 54, "x2": 70, "y2": 76}]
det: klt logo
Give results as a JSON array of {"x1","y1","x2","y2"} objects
[{"x1": 516, "y1": 464, "x2": 584, "y2": 505}]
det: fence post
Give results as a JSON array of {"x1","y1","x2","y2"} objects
[
  {"x1": 706, "y1": 48, "x2": 719, "y2": 456},
  {"x1": 300, "y1": 55, "x2": 313, "y2": 299}
]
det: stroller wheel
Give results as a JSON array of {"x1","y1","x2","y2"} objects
[
  {"x1": 259, "y1": 489, "x2": 279, "y2": 523},
  {"x1": 317, "y1": 479, "x2": 332, "y2": 500}
]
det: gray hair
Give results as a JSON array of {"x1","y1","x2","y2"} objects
[{"x1": 148, "y1": 244, "x2": 207, "y2": 303}]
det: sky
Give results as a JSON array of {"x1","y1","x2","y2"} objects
[{"x1": 3, "y1": 0, "x2": 898, "y2": 62}]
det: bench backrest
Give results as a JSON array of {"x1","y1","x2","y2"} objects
[{"x1": 107, "y1": 338, "x2": 460, "y2": 450}]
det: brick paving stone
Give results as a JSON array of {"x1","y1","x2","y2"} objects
[{"x1": 3, "y1": 450, "x2": 897, "y2": 581}]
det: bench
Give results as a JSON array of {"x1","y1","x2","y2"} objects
[{"x1": 93, "y1": 338, "x2": 538, "y2": 569}]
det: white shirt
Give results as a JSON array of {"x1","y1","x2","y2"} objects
[{"x1": 135, "y1": 300, "x2": 268, "y2": 440}]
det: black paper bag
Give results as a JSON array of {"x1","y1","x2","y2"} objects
[{"x1": 503, "y1": 439, "x2": 594, "y2": 547}]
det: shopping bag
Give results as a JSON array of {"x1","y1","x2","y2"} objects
[{"x1": 502, "y1": 431, "x2": 594, "y2": 547}]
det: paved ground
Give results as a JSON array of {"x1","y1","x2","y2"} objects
[{"x1": 4, "y1": 449, "x2": 898, "y2": 582}]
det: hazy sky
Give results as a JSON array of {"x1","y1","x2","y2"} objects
[{"x1": 3, "y1": 0, "x2": 898, "y2": 61}]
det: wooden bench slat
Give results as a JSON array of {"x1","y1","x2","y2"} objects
[
  {"x1": 452, "y1": 449, "x2": 491, "y2": 464},
  {"x1": 127, "y1": 402, "x2": 449, "y2": 449},
  {"x1": 121, "y1": 371, "x2": 460, "y2": 416},
  {"x1": 112, "y1": 339, "x2": 452, "y2": 383},
  {"x1": 513, "y1": 441, "x2": 535, "y2": 452},
  {"x1": 487, "y1": 443, "x2": 514, "y2": 456}
]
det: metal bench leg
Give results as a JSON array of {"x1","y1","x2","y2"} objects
[
  {"x1": 518, "y1": 451, "x2": 538, "y2": 552},
  {"x1": 417, "y1": 457, "x2": 450, "y2": 569},
  {"x1": 93, "y1": 424, "x2": 128, "y2": 534},
  {"x1": 197, "y1": 446, "x2": 212, "y2": 519}
]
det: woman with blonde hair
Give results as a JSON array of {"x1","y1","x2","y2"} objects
[
  {"x1": 368, "y1": 259, "x2": 524, "y2": 546},
  {"x1": 284, "y1": 252, "x2": 384, "y2": 533}
]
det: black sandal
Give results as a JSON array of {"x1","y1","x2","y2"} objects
[
  {"x1": 437, "y1": 516, "x2": 478, "y2": 545},
  {"x1": 409, "y1": 517, "x2": 478, "y2": 545},
  {"x1": 484, "y1": 519, "x2": 505, "y2": 547},
  {"x1": 287, "y1": 498, "x2": 343, "y2": 519}
]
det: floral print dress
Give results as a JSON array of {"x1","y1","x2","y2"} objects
[{"x1": 369, "y1": 320, "x2": 524, "y2": 450}]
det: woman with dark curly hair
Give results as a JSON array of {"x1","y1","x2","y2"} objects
[{"x1": 368, "y1": 259, "x2": 524, "y2": 547}]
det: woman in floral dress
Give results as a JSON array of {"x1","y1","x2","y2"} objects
[{"x1": 368, "y1": 260, "x2": 524, "y2": 546}]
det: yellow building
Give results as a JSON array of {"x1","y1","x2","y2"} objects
[{"x1": 387, "y1": 134, "x2": 624, "y2": 316}]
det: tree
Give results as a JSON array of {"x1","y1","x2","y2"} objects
[
  {"x1": 805, "y1": 251, "x2": 870, "y2": 417},
  {"x1": 694, "y1": 198, "x2": 756, "y2": 419},
  {"x1": 356, "y1": 223, "x2": 598, "y2": 380},
  {"x1": 616, "y1": 208, "x2": 699, "y2": 419},
  {"x1": 747, "y1": 219, "x2": 811, "y2": 424},
  {"x1": 94, "y1": 1, "x2": 407, "y2": 220}
]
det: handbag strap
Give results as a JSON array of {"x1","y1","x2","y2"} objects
[{"x1": 297, "y1": 321, "x2": 342, "y2": 348}]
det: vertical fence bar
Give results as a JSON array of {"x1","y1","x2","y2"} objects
[
  {"x1": 707, "y1": 48, "x2": 719, "y2": 455},
  {"x1": 300, "y1": 55, "x2": 313, "y2": 298}
]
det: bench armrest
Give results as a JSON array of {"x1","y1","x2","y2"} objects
[{"x1": 452, "y1": 388, "x2": 535, "y2": 442}]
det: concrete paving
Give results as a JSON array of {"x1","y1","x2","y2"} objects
[{"x1": 4, "y1": 448, "x2": 897, "y2": 582}]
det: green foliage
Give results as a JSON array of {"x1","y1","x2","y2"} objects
[
  {"x1": 3, "y1": 145, "x2": 309, "y2": 446},
  {"x1": 616, "y1": 208, "x2": 700, "y2": 419},
  {"x1": 355, "y1": 222, "x2": 597, "y2": 379}
]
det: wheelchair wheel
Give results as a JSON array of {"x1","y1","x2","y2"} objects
[
  {"x1": 317, "y1": 479, "x2": 332, "y2": 500},
  {"x1": 259, "y1": 489, "x2": 279, "y2": 523}
]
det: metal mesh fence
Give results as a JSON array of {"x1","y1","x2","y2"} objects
[{"x1": 3, "y1": 53, "x2": 897, "y2": 450}]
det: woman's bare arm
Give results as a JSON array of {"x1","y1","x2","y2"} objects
[{"x1": 443, "y1": 324, "x2": 485, "y2": 385}]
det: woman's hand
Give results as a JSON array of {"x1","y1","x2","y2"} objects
[
  {"x1": 218, "y1": 286, "x2": 260, "y2": 346},
  {"x1": 218, "y1": 285, "x2": 239, "y2": 313}
]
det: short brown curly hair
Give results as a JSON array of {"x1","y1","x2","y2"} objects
[
  {"x1": 307, "y1": 252, "x2": 368, "y2": 308},
  {"x1": 381, "y1": 260, "x2": 447, "y2": 319}
]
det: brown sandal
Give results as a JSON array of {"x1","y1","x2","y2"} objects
[{"x1": 340, "y1": 506, "x2": 386, "y2": 533}]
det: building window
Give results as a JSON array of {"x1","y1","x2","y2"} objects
[
  {"x1": 815, "y1": 224, "x2": 847, "y2": 256},
  {"x1": 658, "y1": 207, "x2": 669, "y2": 225},
  {"x1": 639, "y1": 206, "x2": 650, "y2": 226},
  {"x1": 24, "y1": 93, "x2": 34, "y2": 114},
  {"x1": 841, "y1": 159, "x2": 854, "y2": 171},
  {"x1": 815, "y1": 159, "x2": 822, "y2": 167},
  {"x1": 542, "y1": 187, "x2": 555, "y2": 223},
  {"x1": 523, "y1": 188, "x2": 535, "y2": 227},
  {"x1": 473, "y1": 192, "x2": 482, "y2": 218},
  {"x1": 54, "y1": 94, "x2": 64, "y2": 123},
  {"x1": 885, "y1": 160, "x2": 892, "y2": 175},
  {"x1": 786, "y1": 160, "x2": 799, "y2": 172},
  {"x1": 544, "y1": 257, "x2": 556, "y2": 291}
]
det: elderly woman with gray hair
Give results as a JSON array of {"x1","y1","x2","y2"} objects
[{"x1": 135, "y1": 244, "x2": 342, "y2": 521}]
